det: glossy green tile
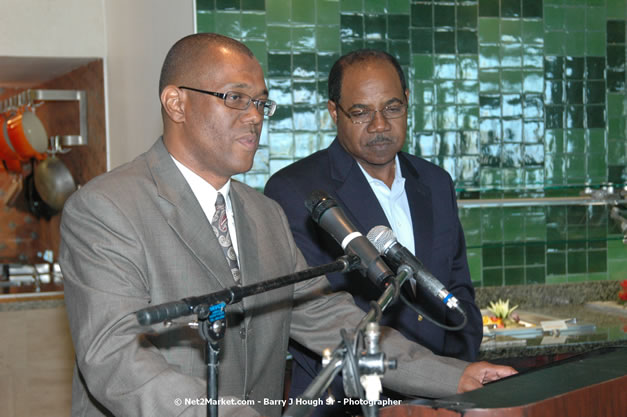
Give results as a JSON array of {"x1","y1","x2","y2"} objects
[
  {"x1": 544, "y1": 31, "x2": 565, "y2": 56},
  {"x1": 504, "y1": 209, "x2": 525, "y2": 242},
  {"x1": 543, "y1": 6, "x2": 564, "y2": 30},
  {"x1": 545, "y1": 105, "x2": 564, "y2": 129},
  {"x1": 292, "y1": 27, "x2": 316, "y2": 50},
  {"x1": 480, "y1": 45, "x2": 500, "y2": 68},
  {"x1": 459, "y1": 56, "x2": 479, "y2": 80},
  {"x1": 388, "y1": 15, "x2": 410, "y2": 40},
  {"x1": 413, "y1": 55, "x2": 434, "y2": 80},
  {"x1": 457, "y1": 5, "x2": 477, "y2": 29},
  {"x1": 293, "y1": 52, "x2": 316, "y2": 78},
  {"x1": 479, "y1": 69, "x2": 500, "y2": 93},
  {"x1": 269, "y1": 132, "x2": 293, "y2": 156},
  {"x1": 413, "y1": 81, "x2": 435, "y2": 104},
  {"x1": 267, "y1": 25, "x2": 291, "y2": 50},
  {"x1": 564, "y1": 7, "x2": 586, "y2": 32},
  {"x1": 434, "y1": 54, "x2": 457, "y2": 79},
  {"x1": 411, "y1": 3, "x2": 432, "y2": 27},
  {"x1": 434, "y1": 4, "x2": 455, "y2": 28},
  {"x1": 364, "y1": 0, "x2": 385, "y2": 14},
  {"x1": 526, "y1": 266, "x2": 546, "y2": 284},
  {"x1": 607, "y1": 0, "x2": 627, "y2": 18},
  {"x1": 607, "y1": 139, "x2": 626, "y2": 164},
  {"x1": 501, "y1": 0, "x2": 520, "y2": 18},
  {"x1": 244, "y1": 39, "x2": 267, "y2": 70},
  {"x1": 483, "y1": 245, "x2": 503, "y2": 267},
  {"x1": 483, "y1": 268, "x2": 503, "y2": 286},
  {"x1": 467, "y1": 248, "x2": 482, "y2": 284},
  {"x1": 341, "y1": 0, "x2": 362, "y2": 13},
  {"x1": 241, "y1": 13, "x2": 266, "y2": 38},
  {"x1": 479, "y1": 18, "x2": 500, "y2": 44},
  {"x1": 457, "y1": 81, "x2": 479, "y2": 104},
  {"x1": 316, "y1": 25, "x2": 340, "y2": 51},
  {"x1": 215, "y1": 11, "x2": 241, "y2": 37},
  {"x1": 216, "y1": 0, "x2": 238, "y2": 10},
  {"x1": 479, "y1": 0, "x2": 499, "y2": 17},
  {"x1": 267, "y1": 52, "x2": 291, "y2": 77},
  {"x1": 501, "y1": 19, "x2": 521, "y2": 44},
  {"x1": 317, "y1": 0, "x2": 340, "y2": 25},
  {"x1": 457, "y1": 30, "x2": 478, "y2": 54},
  {"x1": 197, "y1": 0, "x2": 214, "y2": 13},
  {"x1": 607, "y1": 118, "x2": 625, "y2": 140},
  {"x1": 607, "y1": 20, "x2": 627, "y2": 44},
  {"x1": 292, "y1": 80, "x2": 317, "y2": 105},
  {"x1": 365, "y1": 14, "x2": 385, "y2": 40},
  {"x1": 387, "y1": 0, "x2": 409, "y2": 14},
  {"x1": 547, "y1": 252, "x2": 566, "y2": 275},
  {"x1": 526, "y1": 243, "x2": 546, "y2": 265},
  {"x1": 566, "y1": 129, "x2": 586, "y2": 153},
  {"x1": 341, "y1": 13, "x2": 364, "y2": 38},
  {"x1": 269, "y1": 79, "x2": 292, "y2": 105},
  {"x1": 565, "y1": 31, "x2": 586, "y2": 57},
  {"x1": 390, "y1": 41, "x2": 410, "y2": 66},
  {"x1": 482, "y1": 208, "x2": 504, "y2": 242},
  {"x1": 586, "y1": 105, "x2": 606, "y2": 129},
  {"x1": 586, "y1": 32, "x2": 606, "y2": 56},
  {"x1": 501, "y1": 69, "x2": 523, "y2": 93},
  {"x1": 523, "y1": 0, "x2": 543, "y2": 18},
  {"x1": 566, "y1": 80, "x2": 584, "y2": 105},
  {"x1": 505, "y1": 267, "x2": 525, "y2": 285},
  {"x1": 197, "y1": 12, "x2": 215, "y2": 32},
  {"x1": 568, "y1": 251, "x2": 587, "y2": 273},
  {"x1": 566, "y1": 57, "x2": 585, "y2": 79},
  {"x1": 434, "y1": 30, "x2": 456, "y2": 54},
  {"x1": 524, "y1": 120, "x2": 544, "y2": 143},
  {"x1": 524, "y1": 46, "x2": 543, "y2": 69},
  {"x1": 266, "y1": 0, "x2": 290, "y2": 22},
  {"x1": 607, "y1": 70, "x2": 626, "y2": 93},
  {"x1": 292, "y1": 1, "x2": 315, "y2": 24},
  {"x1": 522, "y1": 20, "x2": 544, "y2": 45},
  {"x1": 586, "y1": 7, "x2": 606, "y2": 32},
  {"x1": 242, "y1": 0, "x2": 264, "y2": 11},
  {"x1": 566, "y1": 105, "x2": 585, "y2": 129},
  {"x1": 412, "y1": 28, "x2": 434, "y2": 54}
]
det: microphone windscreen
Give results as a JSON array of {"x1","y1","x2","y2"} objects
[{"x1": 367, "y1": 225, "x2": 395, "y2": 254}]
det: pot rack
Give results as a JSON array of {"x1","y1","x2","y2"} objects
[{"x1": 0, "y1": 89, "x2": 87, "y2": 148}]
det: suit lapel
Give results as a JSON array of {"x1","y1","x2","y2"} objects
[
  {"x1": 398, "y1": 153, "x2": 434, "y2": 267},
  {"x1": 328, "y1": 139, "x2": 390, "y2": 235},
  {"x1": 229, "y1": 183, "x2": 259, "y2": 314},
  {"x1": 146, "y1": 139, "x2": 243, "y2": 312}
]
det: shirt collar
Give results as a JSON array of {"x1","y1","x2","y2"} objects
[
  {"x1": 357, "y1": 154, "x2": 405, "y2": 196},
  {"x1": 170, "y1": 155, "x2": 231, "y2": 202}
]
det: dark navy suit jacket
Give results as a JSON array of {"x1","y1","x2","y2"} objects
[{"x1": 264, "y1": 138, "x2": 482, "y2": 409}]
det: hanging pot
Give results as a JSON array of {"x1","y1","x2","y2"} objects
[
  {"x1": 6, "y1": 108, "x2": 47, "y2": 161},
  {"x1": 24, "y1": 171, "x2": 57, "y2": 219},
  {"x1": 0, "y1": 113, "x2": 23, "y2": 173},
  {"x1": 33, "y1": 155, "x2": 77, "y2": 211}
]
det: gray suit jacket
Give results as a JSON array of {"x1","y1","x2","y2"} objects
[{"x1": 60, "y1": 138, "x2": 468, "y2": 417}]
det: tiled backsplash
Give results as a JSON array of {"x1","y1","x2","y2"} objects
[{"x1": 196, "y1": 0, "x2": 627, "y2": 287}]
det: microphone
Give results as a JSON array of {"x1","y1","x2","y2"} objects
[
  {"x1": 305, "y1": 190, "x2": 394, "y2": 287},
  {"x1": 367, "y1": 225, "x2": 464, "y2": 314}
]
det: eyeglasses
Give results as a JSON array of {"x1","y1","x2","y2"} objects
[
  {"x1": 178, "y1": 86, "x2": 277, "y2": 117},
  {"x1": 335, "y1": 101, "x2": 407, "y2": 124}
]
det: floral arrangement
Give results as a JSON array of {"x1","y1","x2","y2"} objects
[
  {"x1": 483, "y1": 299, "x2": 520, "y2": 328},
  {"x1": 618, "y1": 280, "x2": 627, "y2": 306}
]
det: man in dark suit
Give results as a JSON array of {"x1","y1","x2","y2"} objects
[
  {"x1": 265, "y1": 50, "x2": 484, "y2": 414},
  {"x1": 61, "y1": 36, "x2": 512, "y2": 417}
]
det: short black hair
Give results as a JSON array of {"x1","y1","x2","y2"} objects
[
  {"x1": 327, "y1": 49, "x2": 407, "y2": 104},
  {"x1": 158, "y1": 33, "x2": 255, "y2": 95}
]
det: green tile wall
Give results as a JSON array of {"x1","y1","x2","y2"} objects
[{"x1": 197, "y1": 0, "x2": 627, "y2": 287}]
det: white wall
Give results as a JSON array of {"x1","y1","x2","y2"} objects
[
  {"x1": 0, "y1": 0, "x2": 105, "y2": 57},
  {"x1": 103, "y1": 0, "x2": 195, "y2": 169}
]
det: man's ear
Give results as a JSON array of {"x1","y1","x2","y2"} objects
[
  {"x1": 161, "y1": 86, "x2": 186, "y2": 123},
  {"x1": 327, "y1": 100, "x2": 338, "y2": 125}
]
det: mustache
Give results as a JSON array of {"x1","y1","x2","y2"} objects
[{"x1": 366, "y1": 135, "x2": 393, "y2": 146}]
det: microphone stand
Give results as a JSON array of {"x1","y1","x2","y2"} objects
[
  {"x1": 282, "y1": 265, "x2": 413, "y2": 417},
  {"x1": 134, "y1": 255, "x2": 361, "y2": 417}
]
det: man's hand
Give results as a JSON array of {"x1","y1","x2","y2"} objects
[{"x1": 457, "y1": 361, "x2": 518, "y2": 393}]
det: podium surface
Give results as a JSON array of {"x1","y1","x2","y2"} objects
[{"x1": 381, "y1": 347, "x2": 627, "y2": 417}]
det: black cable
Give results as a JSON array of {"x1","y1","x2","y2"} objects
[
  {"x1": 400, "y1": 294, "x2": 468, "y2": 331},
  {"x1": 340, "y1": 328, "x2": 370, "y2": 417}
]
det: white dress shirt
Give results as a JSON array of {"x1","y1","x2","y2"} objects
[
  {"x1": 171, "y1": 156, "x2": 239, "y2": 258},
  {"x1": 357, "y1": 155, "x2": 415, "y2": 255}
]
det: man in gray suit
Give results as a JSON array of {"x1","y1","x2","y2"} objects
[{"x1": 60, "y1": 33, "x2": 515, "y2": 417}]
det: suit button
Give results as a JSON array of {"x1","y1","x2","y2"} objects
[{"x1": 240, "y1": 328, "x2": 246, "y2": 339}]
